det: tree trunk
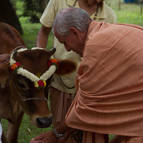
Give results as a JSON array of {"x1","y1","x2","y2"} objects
[{"x1": 0, "y1": 0, "x2": 23, "y2": 34}]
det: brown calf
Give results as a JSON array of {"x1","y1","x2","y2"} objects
[{"x1": 0, "y1": 22, "x2": 76, "y2": 143}]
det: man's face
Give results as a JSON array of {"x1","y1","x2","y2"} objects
[{"x1": 54, "y1": 28, "x2": 85, "y2": 56}]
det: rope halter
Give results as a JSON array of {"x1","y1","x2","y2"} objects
[{"x1": 10, "y1": 47, "x2": 58, "y2": 88}]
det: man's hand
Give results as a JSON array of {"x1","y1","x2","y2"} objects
[
  {"x1": 30, "y1": 131, "x2": 58, "y2": 143},
  {"x1": 29, "y1": 129, "x2": 69, "y2": 143},
  {"x1": 30, "y1": 122, "x2": 75, "y2": 143}
]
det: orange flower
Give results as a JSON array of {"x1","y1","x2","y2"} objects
[
  {"x1": 50, "y1": 59, "x2": 59, "y2": 65},
  {"x1": 11, "y1": 62, "x2": 20, "y2": 70},
  {"x1": 49, "y1": 59, "x2": 59, "y2": 69}
]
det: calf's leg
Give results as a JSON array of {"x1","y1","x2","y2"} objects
[
  {"x1": 6, "y1": 112, "x2": 24, "y2": 143},
  {"x1": 2, "y1": 131, "x2": 8, "y2": 143}
]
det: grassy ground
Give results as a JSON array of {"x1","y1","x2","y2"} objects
[
  {"x1": 1, "y1": 1, "x2": 143, "y2": 143},
  {"x1": 110, "y1": 0, "x2": 143, "y2": 26},
  {"x1": 20, "y1": 18, "x2": 53, "y2": 49}
]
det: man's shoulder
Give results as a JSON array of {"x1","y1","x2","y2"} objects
[
  {"x1": 86, "y1": 22, "x2": 129, "y2": 50},
  {"x1": 87, "y1": 22, "x2": 116, "y2": 43}
]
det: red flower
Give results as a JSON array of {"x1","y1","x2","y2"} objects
[
  {"x1": 11, "y1": 62, "x2": 21, "y2": 70},
  {"x1": 38, "y1": 80, "x2": 46, "y2": 87},
  {"x1": 47, "y1": 60, "x2": 52, "y2": 67},
  {"x1": 47, "y1": 59, "x2": 59, "y2": 68}
]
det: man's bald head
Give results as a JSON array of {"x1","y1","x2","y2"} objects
[{"x1": 53, "y1": 7, "x2": 92, "y2": 36}]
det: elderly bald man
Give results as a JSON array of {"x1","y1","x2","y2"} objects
[
  {"x1": 53, "y1": 7, "x2": 143, "y2": 143},
  {"x1": 30, "y1": 7, "x2": 143, "y2": 143}
]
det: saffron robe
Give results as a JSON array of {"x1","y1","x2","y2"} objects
[{"x1": 66, "y1": 21, "x2": 143, "y2": 137}]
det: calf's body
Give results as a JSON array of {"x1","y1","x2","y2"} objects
[{"x1": 0, "y1": 22, "x2": 53, "y2": 143}]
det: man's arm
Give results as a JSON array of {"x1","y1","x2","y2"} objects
[{"x1": 36, "y1": 25, "x2": 52, "y2": 49}]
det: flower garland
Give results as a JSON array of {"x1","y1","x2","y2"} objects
[
  {"x1": 47, "y1": 59, "x2": 59, "y2": 69},
  {"x1": 10, "y1": 47, "x2": 58, "y2": 88},
  {"x1": 11, "y1": 62, "x2": 20, "y2": 70}
]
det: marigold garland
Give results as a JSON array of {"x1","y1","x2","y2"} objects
[
  {"x1": 50, "y1": 59, "x2": 58, "y2": 65},
  {"x1": 10, "y1": 47, "x2": 57, "y2": 89},
  {"x1": 48, "y1": 59, "x2": 59, "y2": 68},
  {"x1": 11, "y1": 62, "x2": 20, "y2": 70},
  {"x1": 10, "y1": 61, "x2": 55, "y2": 88}
]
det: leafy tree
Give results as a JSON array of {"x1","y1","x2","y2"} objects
[
  {"x1": 0, "y1": 0, "x2": 23, "y2": 34},
  {"x1": 23, "y1": 0, "x2": 49, "y2": 23}
]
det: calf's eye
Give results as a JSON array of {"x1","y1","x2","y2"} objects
[{"x1": 17, "y1": 79, "x2": 30, "y2": 91}]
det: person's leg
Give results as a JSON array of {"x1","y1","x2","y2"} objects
[{"x1": 49, "y1": 87, "x2": 77, "y2": 143}]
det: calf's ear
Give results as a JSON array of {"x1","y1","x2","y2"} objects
[
  {"x1": 0, "y1": 54, "x2": 10, "y2": 87},
  {"x1": 56, "y1": 60, "x2": 77, "y2": 75}
]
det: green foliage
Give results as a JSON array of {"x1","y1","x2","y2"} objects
[
  {"x1": 15, "y1": 1, "x2": 25, "y2": 17},
  {"x1": 116, "y1": 10, "x2": 143, "y2": 26},
  {"x1": 21, "y1": 22, "x2": 41, "y2": 48},
  {"x1": 115, "y1": 3, "x2": 143, "y2": 26},
  {"x1": 11, "y1": 0, "x2": 49, "y2": 23},
  {"x1": 107, "y1": 0, "x2": 143, "y2": 26},
  {"x1": 20, "y1": 21, "x2": 53, "y2": 49},
  {"x1": 23, "y1": 0, "x2": 49, "y2": 23}
]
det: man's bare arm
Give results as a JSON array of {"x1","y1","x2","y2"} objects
[{"x1": 36, "y1": 25, "x2": 52, "y2": 49}]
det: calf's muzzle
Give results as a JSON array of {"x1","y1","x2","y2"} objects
[{"x1": 36, "y1": 116, "x2": 52, "y2": 128}]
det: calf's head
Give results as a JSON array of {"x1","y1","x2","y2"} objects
[{"x1": 0, "y1": 47, "x2": 76, "y2": 128}]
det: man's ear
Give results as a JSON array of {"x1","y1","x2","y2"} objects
[
  {"x1": 69, "y1": 27, "x2": 81, "y2": 41},
  {"x1": 56, "y1": 60, "x2": 77, "y2": 75},
  {"x1": 0, "y1": 54, "x2": 10, "y2": 87}
]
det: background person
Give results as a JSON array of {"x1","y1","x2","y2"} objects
[{"x1": 32, "y1": 0, "x2": 117, "y2": 143}]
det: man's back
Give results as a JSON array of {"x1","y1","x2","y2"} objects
[
  {"x1": 85, "y1": 21, "x2": 143, "y2": 56},
  {"x1": 66, "y1": 21, "x2": 143, "y2": 137}
]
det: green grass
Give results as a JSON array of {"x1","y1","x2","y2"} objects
[
  {"x1": 117, "y1": 9, "x2": 143, "y2": 25},
  {"x1": 2, "y1": 115, "x2": 52, "y2": 143},
  {"x1": 116, "y1": 4, "x2": 143, "y2": 26},
  {"x1": 1, "y1": 1, "x2": 143, "y2": 143},
  {"x1": 110, "y1": 0, "x2": 143, "y2": 26},
  {"x1": 20, "y1": 17, "x2": 53, "y2": 49},
  {"x1": 22, "y1": 22, "x2": 40, "y2": 48}
]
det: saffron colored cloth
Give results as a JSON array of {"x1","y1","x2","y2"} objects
[
  {"x1": 82, "y1": 132, "x2": 107, "y2": 143},
  {"x1": 66, "y1": 21, "x2": 143, "y2": 137}
]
